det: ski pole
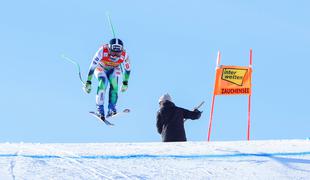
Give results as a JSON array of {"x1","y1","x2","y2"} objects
[
  {"x1": 106, "y1": 12, "x2": 116, "y2": 38},
  {"x1": 194, "y1": 101, "x2": 205, "y2": 110},
  {"x1": 61, "y1": 54, "x2": 85, "y2": 86}
]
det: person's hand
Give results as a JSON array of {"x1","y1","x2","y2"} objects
[
  {"x1": 121, "y1": 81, "x2": 128, "y2": 92},
  {"x1": 83, "y1": 80, "x2": 92, "y2": 94},
  {"x1": 194, "y1": 109, "x2": 202, "y2": 118}
]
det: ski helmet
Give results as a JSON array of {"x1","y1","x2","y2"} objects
[{"x1": 109, "y1": 38, "x2": 123, "y2": 52}]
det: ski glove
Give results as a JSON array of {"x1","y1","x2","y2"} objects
[
  {"x1": 121, "y1": 81, "x2": 128, "y2": 92},
  {"x1": 194, "y1": 109, "x2": 202, "y2": 119},
  {"x1": 83, "y1": 80, "x2": 92, "y2": 94}
]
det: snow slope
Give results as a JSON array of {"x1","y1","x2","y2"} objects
[{"x1": 0, "y1": 140, "x2": 309, "y2": 179}]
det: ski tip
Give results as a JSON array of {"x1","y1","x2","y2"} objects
[
  {"x1": 123, "y1": 109, "x2": 130, "y2": 113},
  {"x1": 89, "y1": 111, "x2": 95, "y2": 114},
  {"x1": 103, "y1": 121, "x2": 115, "y2": 126}
]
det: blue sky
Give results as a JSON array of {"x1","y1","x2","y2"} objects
[{"x1": 0, "y1": 0, "x2": 309, "y2": 143}]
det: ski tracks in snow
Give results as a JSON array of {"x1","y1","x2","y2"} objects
[
  {"x1": 4, "y1": 143, "x2": 132, "y2": 179},
  {"x1": 15, "y1": 144, "x2": 112, "y2": 179},
  {"x1": 44, "y1": 146, "x2": 132, "y2": 180},
  {"x1": 7, "y1": 144, "x2": 22, "y2": 180},
  {"x1": 8, "y1": 154, "x2": 17, "y2": 180}
]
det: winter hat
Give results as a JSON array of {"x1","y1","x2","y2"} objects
[{"x1": 159, "y1": 93, "x2": 172, "y2": 103}]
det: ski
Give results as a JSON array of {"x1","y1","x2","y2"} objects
[
  {"x1": 106, "y1": 108, "x2": 130, "y2": 119},
  {"x1": 89, "y1": 109, "x2": 130, "y2": 126},
  {"x1": 89, "y1": 111, "x2": 114, "y2": 126}
]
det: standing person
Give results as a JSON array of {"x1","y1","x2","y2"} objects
[
  {"x1": 83, "y1": 38, "x2": 131, "y2": 121},
  {"x1": 156, "y1": 94, "x2": 202, "y2": 142}
]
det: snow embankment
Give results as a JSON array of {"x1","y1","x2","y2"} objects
[{"x1": 0, "y1": 140, "x2": 309, "y2": 179}]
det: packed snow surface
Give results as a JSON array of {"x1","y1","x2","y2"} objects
[{"x1": 0, "y1": 140, "x2": 309, "y2": 179}]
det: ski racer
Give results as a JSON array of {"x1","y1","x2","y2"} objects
[{"x1": 83, "y1": 38, "x2": 131, "y2": 120}]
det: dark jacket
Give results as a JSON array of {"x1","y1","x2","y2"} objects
[{"x1": 156, "y1": 101, "x2": 202, "y2": 142}]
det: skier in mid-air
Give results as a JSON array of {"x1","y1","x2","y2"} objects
[{"x1": 83, "y1": 38, "x2": 131, "y2": 121}]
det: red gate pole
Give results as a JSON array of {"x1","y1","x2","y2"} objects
[
  {"x1": 247, "y1": 95, "x2": 251, "y2": 140},
  {"x1": 208, "y1": 51, "x2": 221, "y2": 141},
  {"x1": 247, "y1": 49, "x2": 253, "y2": 141},
  {"x1": 208, "y1": 95, "x2": 216, "y2": 141}
]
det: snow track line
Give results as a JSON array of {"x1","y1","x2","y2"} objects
[
  {"x1": 20, "y1": 145, "x2": 113, "y2": 180},
  {"x1": 81, "y1": 159, "x2": 132, "y2": 180},
  {"x1": 45, "y1": 146, "x2": 132, "y2": 180},
  {"x1": 79, "y1": 151, "x2": 310, "y2": 159},
  {"x1": 7, "y1": 144, "x2": 21, "y2": 180},
  {"x1": 8, "y1": 152, "x2": 17, "y2": 180},
  {"x1": 1, "y1": 151, "x2": 310, "y2": 159},
  {"x1": 41, "y1": 146, "x2": 114, "y2": 180},
  {"x1": 9, "y1": 160, "x2": 16, "y2": 180}
]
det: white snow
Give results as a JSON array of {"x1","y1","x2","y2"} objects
[{"x1": 0, "y1": 140, "x2": 309, "y2": 179}]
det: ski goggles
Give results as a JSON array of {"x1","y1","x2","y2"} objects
[{"x1": 110, "y1": 44, "x2": 123, "y2": 52}]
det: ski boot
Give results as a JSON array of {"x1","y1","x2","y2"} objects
[
  {"x1": 106, "y1": 104, "x2": 117, "y2": 118},
  {"x1": 96, "y1": 105, "x2": 106, "y2": 121}
]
